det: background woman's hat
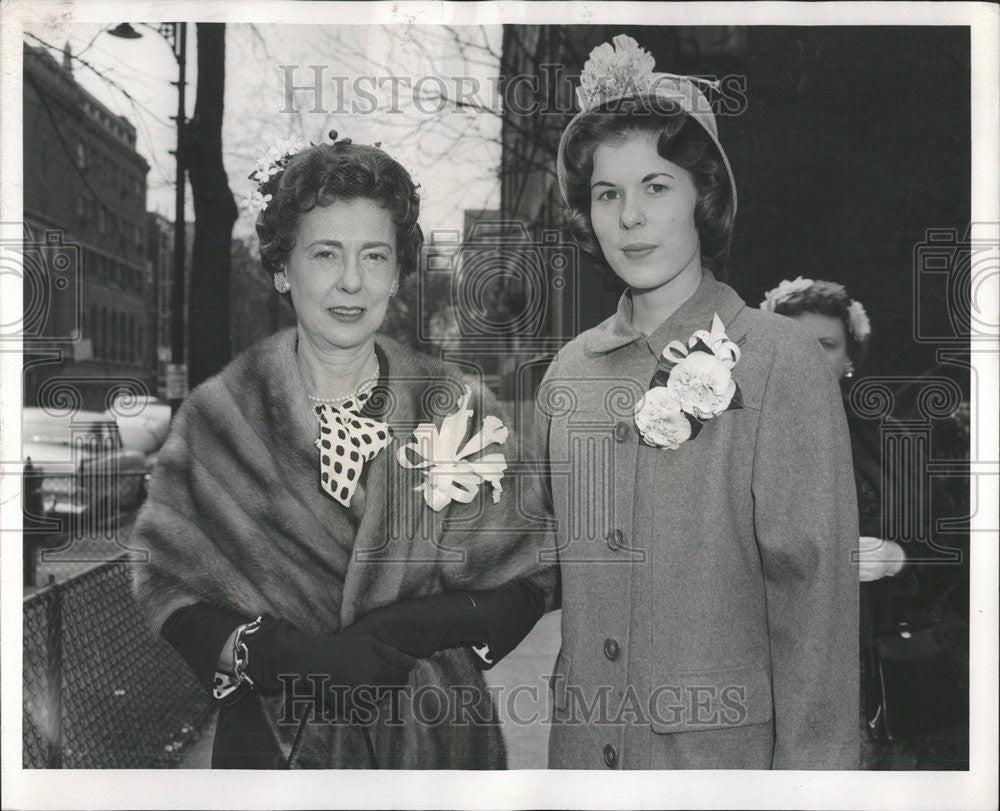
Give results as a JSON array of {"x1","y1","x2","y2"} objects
[{"x1": 556, "y1": 35, "x2": 738, "y2": 214}]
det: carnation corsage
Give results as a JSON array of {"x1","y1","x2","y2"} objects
[
  {"x1": 634, "y1": 313, "x2": 744, "y2": 449},
  {"x1": 396, "y1": 385, "x2": 509, "y2": 511}
]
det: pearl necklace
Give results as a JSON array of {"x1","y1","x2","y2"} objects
[{"x1": 306, "y1": 358, "x2": 380, "y2": 406}]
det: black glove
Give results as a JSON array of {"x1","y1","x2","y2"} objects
[
  {"x1": 162, "y1": 603, "x2": 416, "y2": 718},
  {"x1": 162, "y1": 601, "x2": 249, "y2": 696},
  {"x1": 347, "y1": 578, "x2": 546, "y2": 669},
  {"x1": 241, "y1": 615, "x2": 417, "y2": 699}
]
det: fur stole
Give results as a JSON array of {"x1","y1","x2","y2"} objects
[{"x1": 132, "y1": 328, "x2": 556, "y2": 768}]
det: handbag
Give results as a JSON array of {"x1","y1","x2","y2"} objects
[{"x1": 865, "y1": 583, "x2": 968, "y2": 742}]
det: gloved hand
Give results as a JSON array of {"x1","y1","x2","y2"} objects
[
  {"x1": 858, "y1": 536, "x2": 906, "y2": 582},
  {"x1": 347, "y1": 578, "x2": 546, "y2": 669},
  {"x1": 241, "y1": 615, "x2": 417, "y2": 703}
]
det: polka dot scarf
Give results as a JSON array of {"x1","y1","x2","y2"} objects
[{"x1": 314, "y1": 389, "x2": 392, "y2": 507}]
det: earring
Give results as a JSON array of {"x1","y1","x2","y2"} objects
[
  {"x1": 389, "y1": 279, "x2": 400, "y2": 298},
  {"x1": 274, "y1": 272, "x2": 290, "y2": 294},
  {"x1": 844, "y1": 359, "x2": 855, "y2": 379}
]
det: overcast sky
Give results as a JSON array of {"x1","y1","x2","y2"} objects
[{"x1": 23, "y1": 21, "x2": 504, "y2": 240}]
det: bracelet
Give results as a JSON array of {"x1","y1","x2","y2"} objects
[{"x1": 232, "y1": 615, "x2": 264, "y2": 689}]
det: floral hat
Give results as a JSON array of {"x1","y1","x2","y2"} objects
[
  {"x1": 760, "y1": 276, "x2": 872, "y2": 343},
  {"x1": 556, "y1": 34, "x2": 738, "y2": 214}
]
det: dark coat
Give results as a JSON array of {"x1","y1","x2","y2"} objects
[{"x1": 535, "y1": 272, "x2": 860, "y2": 769}]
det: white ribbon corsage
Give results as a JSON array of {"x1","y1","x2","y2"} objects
[
  {"x1": 634, "y1": 313, "x2": 744, "y2": 449},
  {"x1": 396, "y1": 385, "x2": 509, "y2": 512}
]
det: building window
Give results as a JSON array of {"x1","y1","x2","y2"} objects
[
  {"x1": 120, "y1": 312, "x2": 127, "y2": 362},
  {"x1": 97, "y1": 206, "x2": 106, "y2": 234},
  {"x1": 76, "y1": 142, "x2": 86, "y2": 168},
  {"x1": 99, "y1": 307, "x2": 107, "y2": 360},
  {"x1": 104, "y1": 308, "x2": 111, "y2": 361}
]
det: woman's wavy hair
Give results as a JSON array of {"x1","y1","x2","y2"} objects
[
  {"x1": 255, "y1": 142, "x2": 423, "y2": 278},
  {"x1": 768, "y1": 280, "x2": 869, "y2": 365},
  {"x1": 561, "y1": 99, "x2": 735, "y2": 278}
]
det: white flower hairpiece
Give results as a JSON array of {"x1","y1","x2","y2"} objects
[
  {"x1": 242, "y1": 131, "x2": 387, "y2": 217},
  {"x1": 242, "y1": 134, "x2": 307, "y2": 214},
  {"x1": 758, "y1": 276, "x2": 819, "y2": 312},
  {"x1": 846, "y1": 300, "x2": 871, "y2": 342},
  {"x1": 244, "y1": 189, "x2": 272, "y2": 215},
  {"x1": 760, "y1": 276, "x2": 871, "y2": 343}
]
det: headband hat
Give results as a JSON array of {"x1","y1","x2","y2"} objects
[{"x1": 556, "y1": 35, "x2": 738, "y2": 214}]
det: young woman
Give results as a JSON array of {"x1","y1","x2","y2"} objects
[{"x1": 535, "y1": 35, "x2": 860, "y2": 769}]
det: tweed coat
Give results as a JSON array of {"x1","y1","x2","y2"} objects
[
  {"x1": 132, "y1": 328, "x2": 557, "y2": 768},
  {"x1": 535, "y1": 271, "x2": 860, "y2": 770}
]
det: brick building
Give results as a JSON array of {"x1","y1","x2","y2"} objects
[{"x1": 23, "y1": 42, "x2": 155, "y2": 410}]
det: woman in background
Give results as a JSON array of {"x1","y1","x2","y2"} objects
[
  {"x1": 760, "y1": 277, "x2": 905, "y2": 581},
  {"x1": 761, "y1": 277, "x2": 968, "y2": 769}
]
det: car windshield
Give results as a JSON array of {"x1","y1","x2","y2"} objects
[{"x1": 24, "y1": 419, "x2": 121, "y2": 448}]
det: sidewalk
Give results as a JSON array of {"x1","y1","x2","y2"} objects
[{"x1": 179, "y1": 611, "x2": 562, "y2": 768}]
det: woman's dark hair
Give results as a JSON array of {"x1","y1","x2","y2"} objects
[
  {"x1": 561, "y1": 99, "x2": 735, "y2": 278},
  {"x1": 256, "y1": 142, "x2": 423, "y2": 277},
  {"x1": 768, "y1": 281, "x2": 869, "y2": 365}
]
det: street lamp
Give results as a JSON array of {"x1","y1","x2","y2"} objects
[{"x1": 108, "y1": 22, "x2": 188, "y2": 414}]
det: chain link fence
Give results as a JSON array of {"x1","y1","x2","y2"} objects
[{"x1": 23, "y1": 554, "x2": 214, "y2": 768}]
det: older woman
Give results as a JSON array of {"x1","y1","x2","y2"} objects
[
  {"x1": 132, "y1": 135, "x2": 555, "y2": 769},
  {"x1": 534, "y1": 36, "x2": 859, "y2": 770}
]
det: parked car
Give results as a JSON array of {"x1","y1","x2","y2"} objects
[
  {"x1": 105, "y1": 395, "x2": 172, "y2": 468},
  {"x1": 23, "y1": 407, "x2": 148, "y2": 516}
]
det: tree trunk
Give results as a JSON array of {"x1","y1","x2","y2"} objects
[{"x1": 186, "y1": 23, "x2": 237, "y2": 388}]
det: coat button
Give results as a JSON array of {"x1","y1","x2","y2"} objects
[
  {"x1": 603, "y1": 743, "x2": 618, "y2": 768},
  {"x1": 613, "y1": 421, "x2": 631, "y2": 442},
  {"x1": 607, "y1": 529, "x2": 625, "y2": 550},
  {"x1": 603, "y1": 638, "x2": 620, "y2": 661}
]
